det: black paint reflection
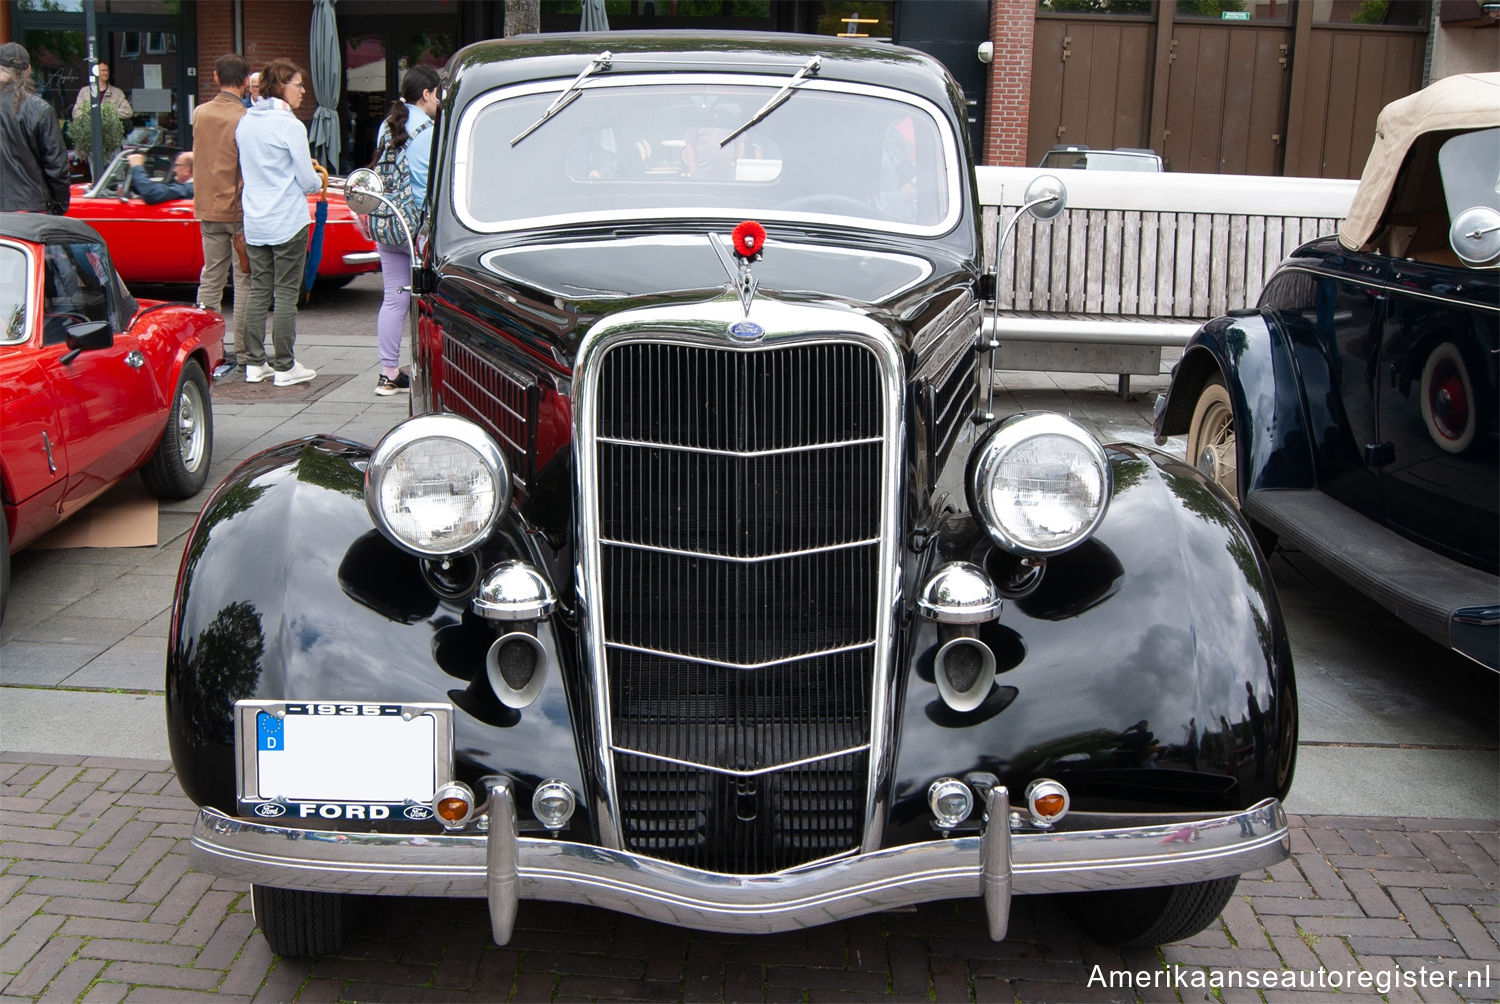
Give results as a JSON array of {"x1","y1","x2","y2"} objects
[{"x1": 337, "y1": 530, "x2": 435, "y2": 624}]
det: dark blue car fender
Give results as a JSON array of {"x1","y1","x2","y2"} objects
[{"x1": 1156, "y1": 309, "x2": 1320, "y2": 498}]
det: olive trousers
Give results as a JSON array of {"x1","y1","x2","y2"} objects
[{"x1": 243, "y1": 227, "x2": 307, "y2": 371}]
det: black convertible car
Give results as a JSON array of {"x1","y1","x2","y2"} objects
[
  {"x1": 168, "y1": 33, "x2": 1297, "y2": 956},
  {"x1": 1156, "y1": 72, "x2": 1498, "y2": 671}
]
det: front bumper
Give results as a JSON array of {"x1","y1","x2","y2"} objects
[
  {"x1": 342, "y1": 251, "x2": 381, "y2": 267},
  {"x1": 191, "y1": 784, "x2": 1288, "y2": 944}
]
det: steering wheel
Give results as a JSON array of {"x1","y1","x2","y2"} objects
[{"x1": 779, "y1": 194, "x2": 871, "y2": 215}]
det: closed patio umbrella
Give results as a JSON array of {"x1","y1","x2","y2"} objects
[
  {"x1": 581, "y1": 0, "x2": 609, "y2": 31},
  {"x1": 307, "y1": 0, "x2": 342, "y2": 171}
]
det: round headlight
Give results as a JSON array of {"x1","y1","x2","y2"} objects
[
  {"x1": 366, "y1": 415, "x2": 510, "y2": 556},
  {"x1": 968, "y1": 413, "x2": 1111, "y2": 556}
]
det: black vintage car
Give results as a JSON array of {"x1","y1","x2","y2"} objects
[
  {"x1": 169, "y1": 33, "x2": 1296, "y2": 957},
  {"x1": 1155, "y1": 72, "x2": 1499, "y2": 672}
]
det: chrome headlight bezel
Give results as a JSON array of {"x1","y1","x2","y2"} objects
[
  {"x1": 967, "y1": 412, "x2": 1112, "y2": 557},
  {"x1": 365, "y1": 414, "x2": 511, "y2": 557}
]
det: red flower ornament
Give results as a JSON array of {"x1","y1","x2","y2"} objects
[{"x1": 731, "y1": 220, "x2": 766, "y2": 260}]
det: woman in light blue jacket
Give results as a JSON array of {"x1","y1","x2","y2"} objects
[
  {"x1": 370, "y1": 64, "x2": 440, "y2": 397},
  {"x1": 236, "y1": 58, "x2": 321, "y2": 387}
]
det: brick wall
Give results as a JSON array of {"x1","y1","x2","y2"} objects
[
  {"x1": 984, "y1": 0, "x2": 1034, "y2": 167},
  {"x1": 194, "y1": 0, "x2": 316, "y2": 124}
]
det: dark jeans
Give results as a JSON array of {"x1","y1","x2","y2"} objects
[{"x1": 244, "y1": 227, "x2": 307, "y2": 371}]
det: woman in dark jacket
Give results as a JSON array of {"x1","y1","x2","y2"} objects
[{"x1": 0, "y1": 42, "x2": 70, "y2": 214}]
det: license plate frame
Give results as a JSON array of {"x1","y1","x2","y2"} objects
[{"x1": 234, "y1": 700, "x2": 454, "y2": 824}]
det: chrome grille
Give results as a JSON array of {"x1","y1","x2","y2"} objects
[
  {"x1": 441, "y1": 333, "x2": 535, "y2": 482},
  {"x1": 588, "y1": 339, "x2": 887, "y2": 873}
]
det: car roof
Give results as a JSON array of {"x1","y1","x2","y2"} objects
[
  {"x1": 1339, "y1": 71, "x2": 1500, "y2": 252},
  {"x1": 445, "y1": 31, "x2": 962, "y2": 114},
  {"x1": 0, "y1": 212, "x2": 108, "y2": 247}
]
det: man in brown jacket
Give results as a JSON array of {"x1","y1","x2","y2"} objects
[{"x1": 193, "y1": 53, "x2": 250, "y2": 372}]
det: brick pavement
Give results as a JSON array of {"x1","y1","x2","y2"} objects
[{"x1": 1, "y1": 754, "x2": 1495, "y2": 1003}]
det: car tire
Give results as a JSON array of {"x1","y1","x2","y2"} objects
[
  {"x1": 251, "y1": 885, "x2": 345, "y2": 956},
  {"x1": 1060, "y1": 875, "x2": 1239, "y2": 947},
  {"x1": 1186, "y1": 376, "x2": 1277, "y2": 555},
  {"x1": 141, "y1": 360, "x2": 213, "y2": 499}
]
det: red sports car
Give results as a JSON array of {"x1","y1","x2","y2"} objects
[
  {"x1": 0, "y1": 213, "x2": 224, "y2": 621},
  {"x1": 64, "y1": 146, "x2": 381, "y2": 287}
]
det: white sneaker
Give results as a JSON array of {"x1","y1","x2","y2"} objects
[
  {"x1": 273, "y1": 361, "x2": 317, "y2": 387},
  {"x1": 244, "y1": 364, "x2": 273, "y2": 383}
]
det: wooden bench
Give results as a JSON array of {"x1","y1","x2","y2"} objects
[{"x1": 977, "y1": 166, "x2": 1358, "y2": 396}]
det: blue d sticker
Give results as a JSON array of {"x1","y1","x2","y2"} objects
[
  {"x1": 257, "y1": 712, "x2": 284, "y2": 752},
  {"x1": 728, "y1": 321, "x2": 763, "y2": 341}
]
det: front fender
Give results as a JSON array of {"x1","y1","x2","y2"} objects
[
  {"x1": 887, "y1": 445, "x2": 1296, "y2": 845},
  {"x1": 166, "y1": 436, "x2": 591, "y2": 825},
  {"x1": 1154, "y1": 310, "x2": 1316, "y2": 499}
]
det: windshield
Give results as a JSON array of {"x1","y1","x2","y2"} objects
[
  {"x1": 0, "y1": 243, "x2": 29, "y2": 344},
  {"x1": 1438, "y1": 127, "x2": 1500, "y2": 219},
  {"x1": 1039, "y1": 149, "x2": 1161, "y2": 172},
  {"x1": 455, "y1": 75, "x2": 961, "y2": 236}
]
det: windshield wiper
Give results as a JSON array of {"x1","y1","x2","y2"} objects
[
  {"x1": 511, "y1": 50, "x2": 612, "y2": 146},
  {"x1": 719, "y1": 55, "x2": 820, "y2": 148}
]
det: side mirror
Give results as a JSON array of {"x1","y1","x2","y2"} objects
[
  {"x1": 344, "y1": 167, "x2": 385, "y2": 216},
  {"x1": 60, "y1": 320, "x2": 113, "y2": 364},
  {"x1": 1023, "y1": 174, "x2": 1067, "y2": 221},
  {"x1": 1450, "y1": 206, "x2": 1500, "y2": 267}
]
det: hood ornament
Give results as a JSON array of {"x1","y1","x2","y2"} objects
[{"x1": 713, "y1": 220, "x2": 766, "y2": 318}]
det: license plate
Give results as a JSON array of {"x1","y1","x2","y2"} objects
[{"x1": 234, "y1": 701, "x2": 453, "y2": 823}]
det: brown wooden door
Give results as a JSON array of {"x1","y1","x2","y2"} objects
[
  {"x1": 1282, "y1": 28, "x2": 1425, "y2": 179},
  {"x1": 1028, "y1": 18, "x2": 1156, "y2": 167},
  {"x1": 1160, "y1": 23, "x2": 1292, "y2": 176}
]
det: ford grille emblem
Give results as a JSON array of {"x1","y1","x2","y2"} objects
[
  {"x1": 403, "y1": 805, "x2": 434, "y2": 820},
  {"x1": 728, "y1": 320, "x2": 764, "y2": 341},
  {"x1": 253, "y1": 802, "x2": 286, "y2": 818}
]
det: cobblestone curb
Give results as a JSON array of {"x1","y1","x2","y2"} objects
[{"x1": 1, "y1": 754, "x2": 1495, "y2": 1003}]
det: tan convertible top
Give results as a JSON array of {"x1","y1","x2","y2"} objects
[{"x1": 1338, "y1": 72, "x2": 1500, "y2": 252}]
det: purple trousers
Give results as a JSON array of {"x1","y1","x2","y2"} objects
[{"x1": 377, "y1": 242, "x2": 410, "y2": 374}]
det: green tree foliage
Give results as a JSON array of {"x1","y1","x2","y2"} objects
[{"x1": 65, "y1": 102, "x2": 124, "y2": 155}]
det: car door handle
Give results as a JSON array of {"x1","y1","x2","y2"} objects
[
  {"x1": 167, "y1": 206, "x2": 193, "y2": 215},
  {"x1": 126, "y1": 350, "x2": 145, "y2": 369}
]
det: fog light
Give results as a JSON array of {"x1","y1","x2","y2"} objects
[
  {"x1": 1025, "y1": 778, "x2": 1069, "y2": 828},
  {"x1": 433, "y1": 781, "x2": 475, "y2": 830},
  {"x1": 532, "y1": 779, "x2": 576, "y2": 830},
  {"x1": 928, "y1": 777, "x2": 973, "y2": 829}
]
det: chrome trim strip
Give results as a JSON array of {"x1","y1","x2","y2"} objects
[
  {"x1": 342, "y1": 251, "x2": 381, "y2": 267},
  {"x1": 595, "y1": 434, "x2": 884, "y2": 459},
  {"x1": 453, "y1": 75, "x2": 963, "y2": 238},
  {"x1": 572, "y1": 296, "x2": 905, "y2": 854},
  {"x1": 604, "y1": 631, "x2": 876, "y2": 671},
  {"x1": 189, "y1": 799, "x2": 1290, "y2": 937},
  {"x1": 599, "y1": 535, "x2": 880, "y2": 565},
  {"x1": 1275, "y1": 264, "x2": 1500, "y2": 313},
  {"x1": 609, "y1": 744, "x2": 872, "y2": 779}
]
